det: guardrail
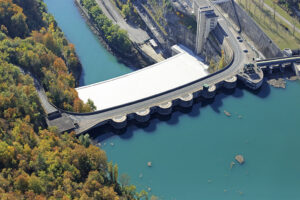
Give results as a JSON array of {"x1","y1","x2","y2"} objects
[
  {"x1": 256, "y1": 56, "x2": 300, "y2": 66},
  {"x1": 53, "y1": 43, "x2": 236, "y2": 116}
]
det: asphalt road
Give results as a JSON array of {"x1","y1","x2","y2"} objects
[
  {"x1": 36, "y1": 0, "x2": 246, "y2": 134},
  {"x1": 67, "y1": 2, "x2": 245, "y2": 134},
  {"x1": 95, "y1": 0, "x2": 150, "y2": 44}
]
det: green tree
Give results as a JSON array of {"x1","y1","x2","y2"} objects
[
  {"x1": 218, "y1": 50, "x2": 225, "y2": 70},
  {"x1": 122, "y1": 4, "x2": 131, "y2": 18},
  {"x1": 14, "y1": 174, "x2": 29, "y2": 193},
  {"x1": 113, "y1": 164, "x2": 118, "y2": 184},
  {"x1": 79, "y1": 134, "x2": 91, "y2": 147}
]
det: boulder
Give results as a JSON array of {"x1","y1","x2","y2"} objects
[{"x1": 235, "y1": 155, "x2": 245, "y2": 164}]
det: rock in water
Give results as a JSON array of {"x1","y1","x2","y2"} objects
[
  {"x1": 230, "y1": 161, "x2": 235, "y2": 169},
  {"x1": 139, "y1": 173, "x2": 143, "y2": 179},
  {"x1": 235, "y1": 155, "x2": 245, "y2": 164},
  {"x1": 267, "y1": 78, "x2": 286, "y2": 88},
  {"x1": 224, "y1": 110, "x2": 231, "y2": 117}
]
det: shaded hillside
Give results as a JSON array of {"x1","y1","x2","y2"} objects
[{"x1": 0, "y1": 0, "x2": 148, "y2": 199}]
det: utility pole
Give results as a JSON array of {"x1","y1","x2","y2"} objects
[
  {"x1": 259, "y1": 0, "x2": 263, "y2": 20},
  {"x1": 272, "y1": 0, "x2": 276, "y2": 20},
  {"x1": 253, "y1": 0, "x2": 257, "y2": 16},
  {"x1": 292, "y1": 17, "x2": 296, "y2": 36}
]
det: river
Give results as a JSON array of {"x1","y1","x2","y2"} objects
[{"x1": 44, "y1": 0, "x2": 300, "y2": 199}]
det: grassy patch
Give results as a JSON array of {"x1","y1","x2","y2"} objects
[
  {"x1": 237, "y1": 0, "x2": 300, "y2": 49},
  {"x1": 263, "y1": 0, "x2": 300, "y2": 30}
]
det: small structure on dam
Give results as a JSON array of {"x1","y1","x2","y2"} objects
[
  {"x1": 238, "y1": 63, "x2": 264, "y2": 90},
  {"x1": 76, "y1": 45, "x2": 209, "y2": 111},
  {"x1": 194, "y1": 1, "x2": 218, "y2": 54},
  {"x1": 41, "y1": 0, "x2": 300, "y2": 135}
]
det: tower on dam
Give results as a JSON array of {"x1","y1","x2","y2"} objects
[{"x1": 193, "y1": 1, "x2": 218, "y2": 54}]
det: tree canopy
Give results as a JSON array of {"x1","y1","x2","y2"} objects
[{"x1": 0, "y1": 0, "x2": 148, "y2": 199}]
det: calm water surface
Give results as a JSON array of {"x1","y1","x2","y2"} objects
[
  {"x1": 45, "y1": 1, "x2": 300, "y2": 199},
  {"x1": 44, "y1": 0, "x2": 132, "y2": 86}
]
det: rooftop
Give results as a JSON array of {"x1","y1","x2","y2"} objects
[{"x1": 195, "y1": 0, "x2": 210, "y2": 9}]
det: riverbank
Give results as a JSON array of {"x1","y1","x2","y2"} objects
[
  {"x1": 74, "y1": 0, "x2": 152, "y2": 68},
  {"x1": 42, "y1": 1, "x2": 300, "y2": 199}
]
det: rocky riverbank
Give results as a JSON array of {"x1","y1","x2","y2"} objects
[
  {"x1": 267, "y1": 78, "x2": 286, "y2": 88},
  {"x1": 266, "y1": 71, "x2": 300, "y2": 89}
]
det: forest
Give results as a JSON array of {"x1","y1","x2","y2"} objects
[
  {"x1": 276, "y1": 0, "x2": 300, "y2": 13},
  {"x1": 80, "y1": 0, "x2": 133, "y2": 54},
  {"x1": 0, "y1": 0, "x2": 148, "y2": 199}
]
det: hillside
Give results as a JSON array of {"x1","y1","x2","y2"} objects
[{"x1": 0, "y1": 0, "x2": 147, "y2": 199}]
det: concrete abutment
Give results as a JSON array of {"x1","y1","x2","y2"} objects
[
  {"x1": 223, "y1": 75, "x2": 237, "y2": 89},
  {"x1": 157, "y1": 102, "x2": 173, "y2": 115},
  {"x1": 134, "y1": 108, "x2": 151, "y2": 123},
  {"x1": 179, "y1": 93, "x2": 194, "y2": 108},
  {"x1": 202, "y1": 84, "x2": 217, "y2": 99},
  {"x1": 110, "y1": 115, "x2": 127, "y2": 129}
]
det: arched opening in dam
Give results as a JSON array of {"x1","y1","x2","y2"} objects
[{"x1": 44, "y1": 0, "x2": 300, "y2": 199}]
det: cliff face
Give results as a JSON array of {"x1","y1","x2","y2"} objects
[
  {"x1": 218, "y1": 1, "x2": 283, "y2": 58},
  {"x1": 140, "y1": 0, "x2": 227, "y2": 63},
  {"x1": 164, "y1": 11, "x2": 197, "y2": 50}
]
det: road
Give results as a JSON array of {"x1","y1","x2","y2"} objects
[
  {"x1": 66, "y1": 3, "x2": 245, "y2": 134},
  {"x1": 262, "y1": 2, "x2": 300, "y2": 34},
  {"x1": 39, "y1": 20, "x2": 244, "y2": 134},
  {"x1": 95, "y1": 0, "x2": 150, "y2": 44},
  {"x1": 36, "y1": 0, "x2": 246, "y2": 134}
]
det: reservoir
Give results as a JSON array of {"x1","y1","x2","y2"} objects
[
  {"x1": 44, "y1": 0, "x2": 300, "y2": 199},
  {"x1": 44, "y1": 0, "x2": 133, "y2": 86}
]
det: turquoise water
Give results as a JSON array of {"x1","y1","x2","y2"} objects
[
  {"x1": 44, "y1": 0, "x2": 132, "y2": 86},
  {"x1": 97, "y1": 82, "x2": 300, "y2": 200},
  {"x1": 45, "y1": 1, "x2": 300, "y2": 199}
]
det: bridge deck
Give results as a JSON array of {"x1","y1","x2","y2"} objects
[
  {"x1": 256, "y1": 56, "x2": 300, "y2": 66},
  {"x1": 76, "y1": 45, "x2": 209, "y2": 111}
]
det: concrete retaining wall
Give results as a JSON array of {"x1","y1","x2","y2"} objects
[
  {"x1": 201, "y1": 23, "x2": 233, "y2": 65},
  {"x1": 218, "y1": 2, "x2": 283, "y2": 58},
  {"x1": 167, "y1": 23, "x2": 196, "y2": 51}
]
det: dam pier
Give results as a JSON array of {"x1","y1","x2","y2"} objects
[{"x1": 40, "y1": 0, "x2": 300, "y2": 134}]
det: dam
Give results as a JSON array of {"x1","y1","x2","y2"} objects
[
  {"x1": 76, "y1": 45, "x2": 209, "y2": 111},
  {"x1": 40, "y1": 0, "x2": 300, "y2": 135},
  {"x1": 40, "y1": 0, "x2": 300, "y2": 199}
]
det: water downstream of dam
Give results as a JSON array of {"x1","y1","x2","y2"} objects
[{"x1": 45, "y1": 0, "x2": 300, "y2": 199}]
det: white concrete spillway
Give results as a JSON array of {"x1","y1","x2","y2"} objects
[{"x1": 76, "y1": 45, "x2": 209, "y2": 111}]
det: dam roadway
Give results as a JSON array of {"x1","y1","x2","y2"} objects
[{"x1": 43, "y1": 14, "x2": 246, "y2": 134}]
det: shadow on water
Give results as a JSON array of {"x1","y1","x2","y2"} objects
[
  {"x1": 90, "y1": 81, "x2": 271, "y2": 142},
  {"x1": 79, "y1": 63, "x2": 138, "y2": 87},
  {"x1": 79, "y1": 68, "x2": 86, "y2": 86}
]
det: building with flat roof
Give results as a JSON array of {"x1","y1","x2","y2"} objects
[
  {"x1": 293, "y1": 62, "x2": 300, "y2": 76},
  {"x1": 194, "y1": 1, "x2": 218, "y2": 54},
  {"x1": 195, "y1": 6, "x2": 218, "y2": 54},
  {"x1": 149, "y1": 39, "x2": 158, "y2": 48}
]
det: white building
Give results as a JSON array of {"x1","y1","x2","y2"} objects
[
  {"x1": 194, "y1": 1, "x2": 218, "y2": 54},
  {"x1": 293, "y1": 62, "x2": 300, "y2": 76}
]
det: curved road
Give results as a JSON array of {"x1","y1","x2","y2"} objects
[{"x1": 38, "y1": 2, "x2": 246, "y2": 134}]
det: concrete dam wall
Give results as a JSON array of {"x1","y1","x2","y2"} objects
[{"x1": 218, "y1": 1, "x2": 283, "y2": 58}]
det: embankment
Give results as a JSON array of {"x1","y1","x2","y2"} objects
[
  {"x1": 218, "y1": 1, "x2": 283, "y2": 58},
  {"x1": 74, "y1": 0, "x2": 150, "y2": 68}
]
